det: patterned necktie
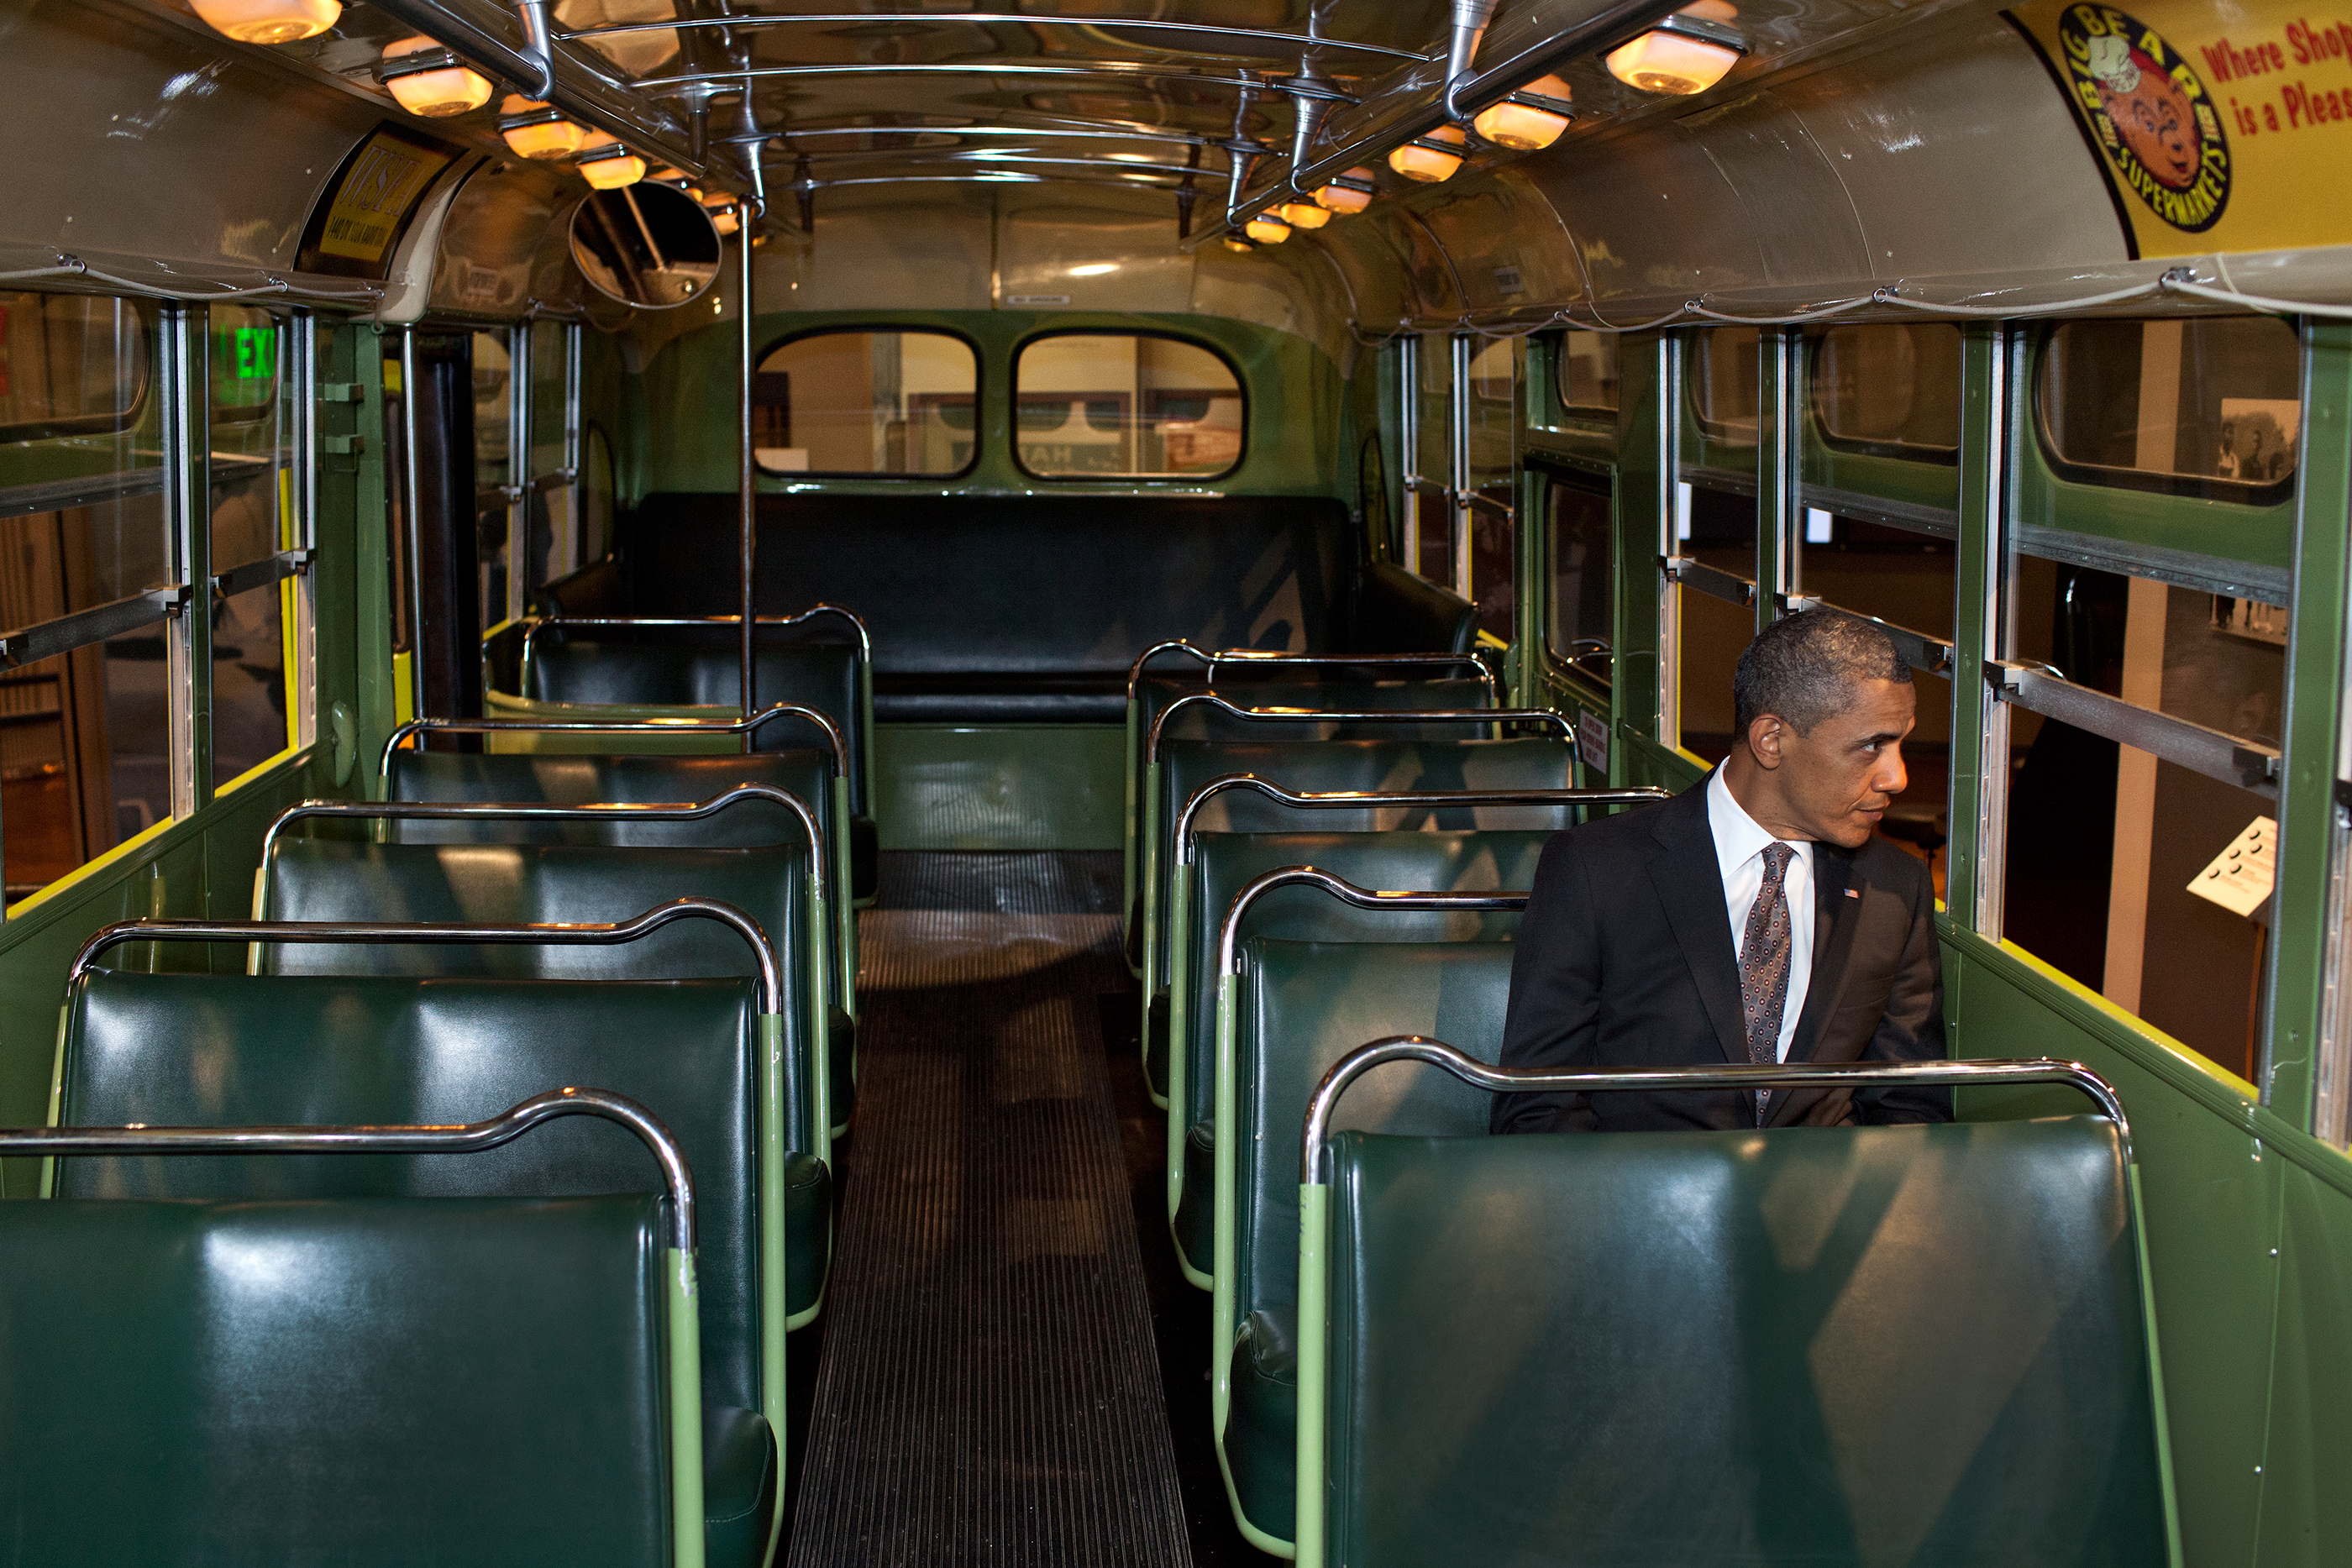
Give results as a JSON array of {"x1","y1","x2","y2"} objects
[{"x1": 1740, "y1": 843, "x2": 1797, "y2": 1126}]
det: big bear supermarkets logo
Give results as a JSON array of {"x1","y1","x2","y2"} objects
[{"x1": 2060, "y1": 5, "x2": 2231, "y2": 230}]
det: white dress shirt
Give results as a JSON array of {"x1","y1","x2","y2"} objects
[{"x1": 1706, "y1": 766, "x2": 1814, "y2": 1062}]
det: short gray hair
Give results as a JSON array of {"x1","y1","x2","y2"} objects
[{"x1": 1732, "y1": 611, "x2": 1910, "y2": 736}]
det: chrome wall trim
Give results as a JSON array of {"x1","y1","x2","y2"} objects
[
  {"x1": 0, "y1": 586, "x2": 184, "y2": 671},
  {"x1": 1662, "y1": 555, "x2": 1756, "y2": 609},
  {"x1": 1991, "y1": 659, "x2": 2281, "y2": 796}
]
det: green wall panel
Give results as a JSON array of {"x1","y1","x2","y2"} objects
[{"x1": 2258, "y1": 1162, "x2": 2352, "y2": 1565}]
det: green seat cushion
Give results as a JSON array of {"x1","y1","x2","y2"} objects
[
  {"x1": 1320, "y1": 1120, "x2": 2170, "y2": 1567},
  {"x1": 0, "y1": 1193, "x2": 672, "y2": 1565},
  {"x1": 256, "y1": 838, "x2": 823, "y2": 1153},
  {"x1": 785, "y1": 1152, "x2": 831, "y2": 1321},
  {"x1": 1176, "y1": 1120, "x2": 1214, "y2": 1275},
  {"x1": 1149, "y1": 736, "x2": 1572, "y2": 994},
  {"x1": 59, "y1": 972, "x2": 783, "y2": 1421},
  {"x1": 703, "y1": 1405, "x2": 779, "y2": 1568}
]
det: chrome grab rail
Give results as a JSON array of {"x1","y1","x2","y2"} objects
[
  {"x1": 1176, "y1": 775, "x2": 1666, "y2": 866},
  {"x1": 379, "y1": 700, "x2": 845, "y2": 780},
  {"x1": 1146, "y1": 693, "x2": 1571, "y2": 764},
  {"x1": 1301, "y1": 1038, "x2": 2133, "y2": 1182},
  {"x1": 517, "y1": 606, "x2": 874, "y2": 695},
  {"x1": 3, "y1": 1088, "x2": 696, "y2": 1252},
  {"x1": 1125, "y1": 639, "x2": 1497, "y2": 705},
  {"x1": 260, "y1": 786, "x2": 827, "y2": 925},
  {"x1": 70, "y1": 897, "x2": 784, "y2": 1017},
  {"x1": 1218, "y1": 866, "x2": 1529, "y2": 978}
]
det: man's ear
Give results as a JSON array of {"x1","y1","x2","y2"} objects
[{"x1": 1746, "y1": 713, "x2": 1788, "y2": 770}]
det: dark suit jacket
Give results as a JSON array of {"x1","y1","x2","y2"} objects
[{"x1": 1491, "y1": 773, "x2": 1950, "y2": 1133}]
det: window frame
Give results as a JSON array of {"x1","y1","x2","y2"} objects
[
  {"x1": 2029, "y1": 318, "x2": 2299, "y2": 508},
  {"x1": 1008, "y1": 327, "x2": 1247, "y2": 484},
  {"x1": 752, "y1": 324, "x2": 984, "y2": 481},
  {"x1": 1550, "y1": 329, "x2": 1621, "y2": 424}
]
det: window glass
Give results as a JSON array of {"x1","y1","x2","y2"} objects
[
  {"x1": 1813, "y1": 323, "x2": 1961, "y2": 458},
  {"x1": 1557, "y1": 331, "x2": 1619, "y2": 416},
  {"x1": 1466, "y1": 338, "x2": 1515, "y2": 639},
  {"x1": 581, "y1": 423, "x2": 614, "y2": 564},
  {"x1": 1674, "y1": 485, "x2": 1757, "y2": 760},
  {"x1": 529, "y1": 324, "x2": 569, "y2": 480},
  {"x1": 1358, "y1": 434, "x2": 1392, "y2": 560},
  {"x1": 1546, "y1": 478, "x2": 1612, "y2": 684},
  {"x1": 758, "y1": 329, "x2": 980, "y2": 477},
  {"x1": 1414, "y1": 335, "x2": 1452, "y2": 584},
  {"x1": 0, "y1": 292, "x2": 151, "y2": 443},
  {"x1": 471, "y1": 330, "x2": 513, "y2": 632},
  {"x1": 1689, "y1": 328, "x2": 1760, "y2": 444},
  {"x1": 1012, "y1": 333, "x2": 1239, "y2": 480},
  {"x1": 209, "y1": 307, "x2": 294, "y2": 789},
  {"x1": 2000, "y1": 548, "x2": 2285, "y2": 1080},
  {"x1": 2037, "y1": 316, "x2": 2300, "y2": 496}
]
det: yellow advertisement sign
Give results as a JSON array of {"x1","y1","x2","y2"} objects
[
  {"x1": 297, "y1": 123, "x2": 458, "y2": 277},
  {"x1": 2010, "y1": 0, "x2": 2352, "y2": 255}
]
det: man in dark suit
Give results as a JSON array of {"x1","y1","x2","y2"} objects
[{"x1": 1493, "y1": 611, "x2": 1950, "y2": 1133}]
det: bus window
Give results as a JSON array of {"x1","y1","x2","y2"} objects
[
  {"x1": 472, "y1": 329, "x2": 513, "y2": 627},
  {"x1": 1999, "y1": 548, "x2": 2285, "y2": 1082},
  {"x1": 1013, "y1": 333, "x2": 1240, "y2": 480},
  {"x1": 1413, "y1": 333, "x2": 1451, "y2": 583},
  {"x1": 528, "y1": 324, "x2": 575, "y2": 590},
  {"x1": 1673, "y1": 484, "x2": 1757, "y2": 762},
  {"x1": 2036, "y1": 316, "x2": 2300, "y2": 500},
  {"x1": 1689, "y1": 328, "x2": 1760, "y2": 444},
  {"x1": 1465, "y1": 338, "x2": 1515, "y2": 639},
  {"x1": 1812, "y1": 323, "x2": 1961, "y2": 459},
  {"x1": 1358, "y1": 434, "x2": 1393, "y2": 560},
  {"x1": 0, "y1": 292, "x2": 171, "y2": 899},
  {"x1": 208, "y1": 306, "x2": 296, "y2": 789},
  {"x1": 1546, "y1": 477, "x2": 1611, "y2": 685},
  {"x1": 759, "y1": 329, "x2": 980, "y2": 478},
  {"x1": 1557, "y1": 331, "x2": 1618, "y2": 417},
  {"x1": 580, "y1": 422, "x2": 614, "y2": 564}
]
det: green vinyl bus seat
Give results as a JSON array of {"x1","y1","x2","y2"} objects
[
  {"x1": 1296, "y1": 1049, "x2": 2176, "y2": 1567},
  {"x1": 482, "y1": 609, "x2": 876, "y2": 901},
  {"x1": 1131, "y1": 681, "x2": 1499, "y2": 964},
  {"x1": 1123, "y1": 655, "x2": 1499, "y2": 943},
  {"x1": 258, "y1": 828, "x2": 849, "y2": 1147},
  {"x1": 381, "y1": 751, "x2": 862, "y2": 1030},
  {"x1": 1215, "y1": 939, "x2": 1516, "y2": 1554},
  {"x1": 1, "y1": 1095, "x2": 727, "y2": 1568},
  {"x1": 571, "y1": 494, "x2": 1475, "y2": 724},
  {"x1": 1141, "y1": 732, "x2": 1578, "y2": 1099},
  {"x1": 1162, "y1": 835, "x2": 1545, "y2": 1285}
]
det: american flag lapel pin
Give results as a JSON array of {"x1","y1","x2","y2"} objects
[{"x1": 1844, "y1": 888, "x2": 1860, "y2": 899}]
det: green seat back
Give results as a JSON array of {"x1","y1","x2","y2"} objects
[
  {"x1": 0, "y1": 1192, "x2": 671, "y2": 1565},
  {"x1": 1238, "y1": 940, "x2": 1512, "y2": 1336},
  {"x1": 388, "y1": 748, "x2": 833, "y2": 848},
  {"x1": 1150, "y1": 737, "x2": 1572, "y2": 993},
  {"x1": 57, "y1": 971, "x2": 767, "y2": 1420},
  {"x1": 1129, "y1": 673, "x2": 1494, "y2": 871},
  {"x1": 1178, "y1": 830, "x2": 1541, "y2": 1141},
  {"x1": 523, "y1": 628, "x2": 867, "y2": 812},
  {"x1": 256, "y1": 841, "x2": 819, "y2": 1152},
  {"x1": 1320, "y1": 1119, "x2": 2171, "y2": 1567}
]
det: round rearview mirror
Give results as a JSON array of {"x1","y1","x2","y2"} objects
[{"x1": 568, "y1": 182, "x2": 722, "y2": 309}]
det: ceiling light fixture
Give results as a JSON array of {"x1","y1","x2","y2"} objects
[
  {"x1": 377, "y1": 36, "x2": 493, "y2": 118},
  {"x1": 497, "y1": 96, "x2": 585, "y2": 160},
  {"x1": 1473, "y1": 73, "x2": 1574, "y2": 150},
  {"x1": 1068, "y1": 263, "x2": 1119, "y2": 276},
  {"x1": 1387, "y1": 124, "x2": 1467, "y2": 183},
  {"x1": 1277, "y1": 201, "x2": 1330, "y2": 230},
  {"x1": 1604, "y1": 12, "x2": 1746, "y2": 95},
  {"x1": 1242, "y1": 212, "x2": 1291, "y2": 244},
  {"x1": 1222, "y1": 236, "x2": 1253, "y2": 254},
  {"x1": 189, "y1": 0, "x2": 339, "y2": 45},
  {"x1": 575, "y1": 135, "x2": 646, "y2": 190},
  {"x1": 1314, "y1": 169, "x2": 1377, "y2": 214}
]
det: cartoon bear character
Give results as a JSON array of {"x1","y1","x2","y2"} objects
[{"x1": 2087, "y1": 32, "x2": 2201, "y2": 190}]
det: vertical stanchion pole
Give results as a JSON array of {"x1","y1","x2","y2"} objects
[{"x1": 738, "y1": 201, "x2": 757, "y2": 754}]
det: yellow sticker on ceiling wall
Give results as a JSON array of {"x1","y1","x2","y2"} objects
[
  {"x1": 297, "y1": 123, "x2": 460, "y2": 279},
  {"x1": 2009, "y1": 0, "x2": 2352, "y2": 256}
]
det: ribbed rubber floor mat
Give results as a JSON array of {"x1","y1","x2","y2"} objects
[{"x1": 785, "y1": 853, "x2": 1191, "y2": 1568}]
